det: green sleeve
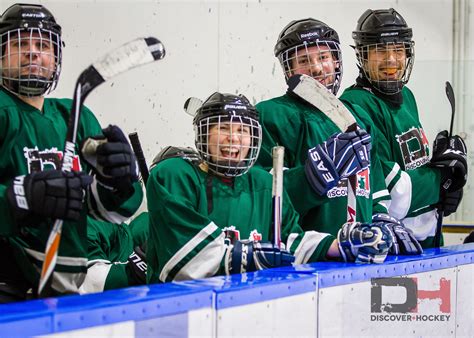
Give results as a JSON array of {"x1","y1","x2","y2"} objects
[{"x1": 146, "y1": 159, "x2": 224, "y2": 284}]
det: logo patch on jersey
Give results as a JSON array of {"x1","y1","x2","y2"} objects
[
  {"x1": 396, "y1": 127, "x2": 430, "y2": 170},
  {"x1": 326, "y1": 168, "x2": 371, "y2": 199},
  {"x1": 23, "y1": 147, "x2": 81, "y2": 173},
  {"x1": 249, "y1": 230, "x2": 263, "y2": 242},
  {"x1": 223, "y1": 226, "x2": 240, "y2": 245}
]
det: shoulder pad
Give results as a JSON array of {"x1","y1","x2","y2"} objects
[{"x1": 150, "y1": 146, "x2": 201, "y2": 169}]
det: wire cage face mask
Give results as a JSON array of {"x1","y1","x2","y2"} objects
[
  {"x1": 356, "y1": 41, "x2": 414, "y2": 94},
  {"x1": 1, "y1": 28, "x2": 62, "y2": 97},
  {"x1": 195, "y1": 114, "x2": 262, "y2": 177},
  {"x1": 278, "y1": 40, "x2": 343, "y2": 95}
]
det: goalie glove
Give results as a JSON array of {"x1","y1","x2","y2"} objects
[
  {"x1": 372, "y1": 213, "x2": 423, "y2": 255},
  {"x1": 337, "y1": 222, "x2": 393, "y2": 264},
  {"x1": 225, "y1": 240, "x2": 295, "y2": 274},
  {"x1": 430, "y1": 130, "x2": 468, "y2": 193},
  {"x1": 81, "y1": 125, "x2": 139, "y2": 197}
]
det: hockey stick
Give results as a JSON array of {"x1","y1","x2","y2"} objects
[
  {"x1": 287, "y1": 74, "x2": 358, "y2": 222},
  {"x1": 38, "y1": 37, "x2": 166, "y2": 297},
  {"x1": 129, "y1": 132, "x2": 150, "y2": 185},
  {"x1": 184, "y1": 97, "x2": 203, "y2": 117},
  {"x1": 434, "y1": 81, "x2": 456, "y2": 248},
  {"x1": 272, "y1": 146, "x2": 285, "y2": 248}
]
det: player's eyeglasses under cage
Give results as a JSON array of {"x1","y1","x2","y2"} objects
[
  {"x1": 195, "y1": 115, "x2": 262, "y2": 177},
  {"x1": 356, "y1": 41, "x2": 415, "y2": 94},
  {"x1": 278, "y1": 41, "x2": 343, "y2": 95},
  {"x1": 0, "y1": 28, "x2": 62, "y2": 97}
]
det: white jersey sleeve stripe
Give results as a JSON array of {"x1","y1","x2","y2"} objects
[
  {"x1": 385, "y1": 162, "x2": 401, "y2": 188},
  {"x1": 89, "y1": 179, "x2": 130, "y2": 224},
  {"x1": 387, "y1": 170, "x2": 412, "y2": 220},
  {"x1": 160, "y1": 221, "x2": 221, "y2": 282},
  {"x1": 174, "y1": 233, "x2": 226, "y2": 281},
  {"x1": 293, "y1": 231, "x2": 330, "y2": 265},
  {"x1": 79, "y1": 262, "x2": 113, "y2": 294}
]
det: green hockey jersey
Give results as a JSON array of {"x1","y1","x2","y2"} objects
[
  {"x1": 80, "y1": 212, "x2": 148, "y2": 293},
  {"x1": 146, "y1": 157, "x2": 335, "y2": 284},
  {"x1": 0, "y1": 88, "x2": 143, "y2": 295},
  {"x1": 340, "y1": 85, "x2": 441, "y2": 247},
  {"x1": 255, "y1": 93, "x2": 390, "y2": 236}
]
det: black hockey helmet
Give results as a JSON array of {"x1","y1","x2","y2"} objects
[
  {"x1": 274, "y1": 18, "x2": 343, "y2": 95},
  {"x1": 352, "y1": 8, "x2": 413, "y2": 46},
  {"x1": 0, "y1": 3, "x2": 63, "y2": 97},
  {"x1": 193, "y1": 92, "x2": 262, "y2": 177},
  {"x1": 274, "y1": 18, "x2": 340, "y2": 57},
  {"x1": 352, "y1": 8, "x2": 415, "y2": 94}
]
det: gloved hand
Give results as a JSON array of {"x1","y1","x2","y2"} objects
[
  {"x1": 81, "y1": 125, "x2": 138, "y2": 197},
  {"x1": 225, "y1": 240, "x2": 295, "y2": 274},
  {"x1": 321, "y1": 129, "x2": 371, "y2": 178},
  {"x1": 436, "y1": 188, "x2": 463, "y2": 217},
  {"x1": 430, "y1": 130, "x2": 468, "y2": 193},
  {"x1": 372, "y1": 213, "x2": 423, "y2": 255},
  {"x1": 305, "y1": 129, "x2": 371, "y2": 196},
  {"x1": 7, "y1": 170, "x2": 92, "y2": 224},
  {"x1": 127, "y1": 242, "x2": 147, "y2": 285},
  {"x1": 337, "y1": 221, "x2": 393, "y2": 264}
]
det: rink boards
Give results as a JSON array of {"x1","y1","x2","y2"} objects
[{"x1": 0, "y1": 243, "x2": 473, "y2": 337}]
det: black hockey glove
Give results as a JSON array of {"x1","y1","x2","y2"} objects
[
  {"x1": 225, "y1": 240, "x2": 295, "y2": 274},
  {"x1": 430, "y1": 130, "x2": 468, "y2": 193},
  {"x1": 7, "y1": 170, "x2": 92, "y2": 225},
  {"x1": 337, "y1": 221, "x2": 393, "y2": 264},
  {"x1": 127, "y1": 242, "x2": 147, "y2": 285},
  {"x1": 81, "y1": 125, "x2": 138, "y2": 198},
  {"x1": 436, "y1": 189, "x2": 463, "y2": 217},
  {"x1": 372, "y1": 213, "x2": 423, "y2": 255},
  {"x1": 464, "y1": 231, "x2": 474, "y2": 244}
]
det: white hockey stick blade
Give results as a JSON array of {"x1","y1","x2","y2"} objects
[
  {"x1": 272, "y1": 146, "x2": 285, "y2": 248},
  {"x1": 93, "y1": 37, "x2": 165, "y2": 81},
  {"x1": 287, "y1": 74, "x2": 358, "y2": 222},
  {"x1": 287, "y1": 74, "x2": 357, "y2": 131},
  {"x1": 184, "y1": 97, "x2": 204, "y2": 117}
]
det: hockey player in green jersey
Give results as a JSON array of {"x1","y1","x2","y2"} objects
[
  {"x1": 255, "y1": 18, "x2": 421, "y2": 256},
  {"x1": 340, "y1": 8, "x2": 468, "y2": 248},
  {"x1": 146, "y1": 92, "x2": 394, "y2": 284},
  {"x1": 0, "y1": 4, "x2": 142, "y2": 302}
]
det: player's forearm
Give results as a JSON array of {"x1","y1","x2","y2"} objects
[{"x1": 0, "y1": 184, "x2": 19, "y2": 236}]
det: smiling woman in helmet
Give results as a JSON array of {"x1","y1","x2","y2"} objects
[{"x1": 146, "y1": 92, "x2": 396, "y2": 284}]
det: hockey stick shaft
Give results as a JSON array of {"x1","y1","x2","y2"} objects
[
  {"x1": 272, "y1": 146, "x2": 285, "y2": 248},
  {"x1": 434, "y1": 81, "x2": 456, "y2": 248},
  {"x1": 38, "y1": 37, "x2": 165, "y2": 297},
  {"x1": 287, "y1": 74, "x2": 358, "y2": 222},
  {"x1": 129, "y1": 132, "x2": 150, "y2": 185}
]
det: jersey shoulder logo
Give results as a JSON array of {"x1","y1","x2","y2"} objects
[
  {"x1": 395, "y1": 127, "x2": 430, "y2": 170},
  {"x1": 326, "y1": 168, "x2": 371, "y2": 199},
  {"x1": 23, "y1": 146, "x2": 82, "y2": 173}
]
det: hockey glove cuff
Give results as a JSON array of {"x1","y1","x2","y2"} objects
[{"x1": 225, "y1": 240, "x2": 294, "y2": 275}]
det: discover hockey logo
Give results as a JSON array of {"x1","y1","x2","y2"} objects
[
  {"x1": 396, "y1": 127, "x2": 430, "y2": 170},
  {"x1": 23, "y1": 146, "x2": 81, "y2": 173},
  {"x1": 370, "y1": 277, "x2": 451, "y2": 322},
  {"x1": 327, "y1": 168, "x2": 370, "y2": 199}
]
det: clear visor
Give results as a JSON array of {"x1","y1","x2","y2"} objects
[
  {"x1": 356, "y1": 41, "x2": 414, "y2": 94},
  {"x1": 195, "y1": 115, "x2": 262, "y2": 177},
  {"x1": 278, "y1": 41, "x2": 342, "y2": 95},
  {"x1": 1, "y1": 28, "x2": 61, "y2": 96}
]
